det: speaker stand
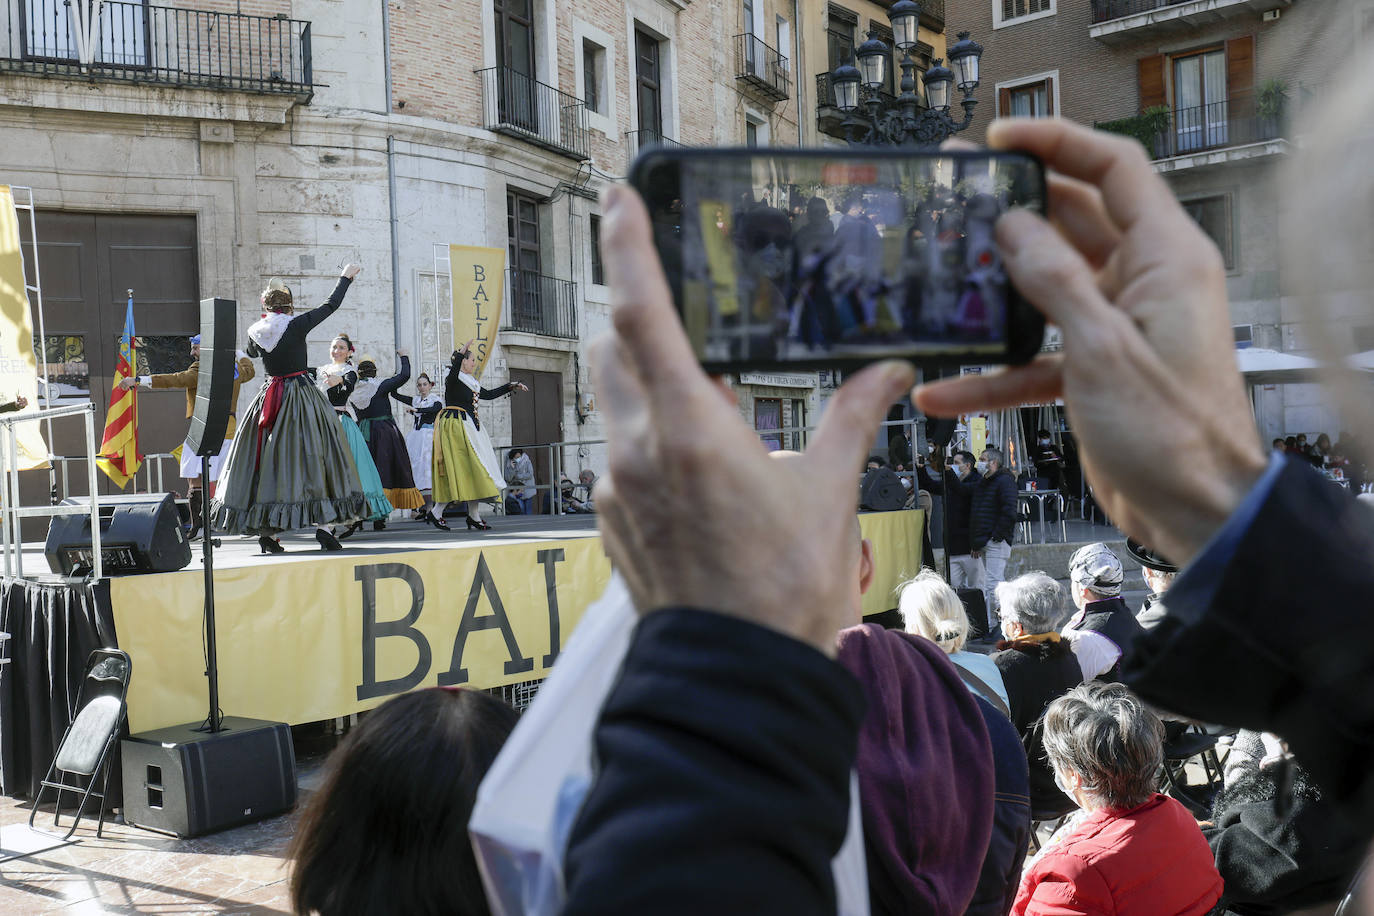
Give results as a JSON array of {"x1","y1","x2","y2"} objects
[{"x1": 195, "y1": 454, "x2": 222, "y2": 734}]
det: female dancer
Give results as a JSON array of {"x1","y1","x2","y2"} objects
[
  {"x1": 391, "y1": 371, "x2": 443, "y2": 522},
  {"x1": 319, "y1": 334, "x2": 394, "y2": 537},
  {"x1": 430, "y1": 340, "x2": 528, "y2": 531},
  {"x1": 349, "y1": 350, "x2": 424, "y2": 529},
  {"x1": 213, "y1": 267, "x2": 366, "y2": 553}
]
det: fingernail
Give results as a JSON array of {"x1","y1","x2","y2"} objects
[
  {"x1": 883, "y1": 361, "x2": 917, "y2": 390},
  {"x1": 603, "y1": 185, "x2": 625, "y2": 218}
]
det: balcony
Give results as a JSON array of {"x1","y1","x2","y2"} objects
[
  {"x1": 1089, "y1": 0, "x2": 1292, "y2": 44},
  {"x1": 502, "y1": 270, "x2": 578, "y2": 339},
  {"x1": 477, "y1": 66, "x2": 590, "y2": 161},
  {"x1": 1, "y1": 1, "x2": 312, "y2": 98},
  {"x1": 1095, "y1": 94, "x2": 1286, "y2": 171},
  {"x1": 625, "y1": 128, "x2": 682, "y2": 160},
  {"x1": 734, "y1": 33, "x2": 790, "y2": 102},
  {"x1": 815, "y1": 72, "x2": 899, "y2": 141}
]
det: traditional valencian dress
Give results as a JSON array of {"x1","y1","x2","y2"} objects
[
  {"x1": 390, "y1": 388, "x2": 442, "y2": 493},
  {"x1": 349, "y1": 354, "x2": 424, "y2": 511},
  {"x1": 213, "y1": 277, "x2": 365, "y2": 535},
  {"x1": 319, "y1": 359, "x2": 395, "y2": 522},
  {"x1": 432, "y1": 349, "x2": 510, "y2": 505}
]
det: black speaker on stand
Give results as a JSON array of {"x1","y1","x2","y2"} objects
[{"x1": 122, "y1": 298, "x2": 296, "y2": 838}]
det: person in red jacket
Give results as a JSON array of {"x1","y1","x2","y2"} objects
[{"x1": 1014, "y1": 681, "x2": 1222, "y2": 916}]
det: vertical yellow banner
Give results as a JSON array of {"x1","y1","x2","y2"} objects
[
  {"x1": 0, "y1": 187, "x2": 49, "y2": 469},
  {"x1": 969, "y1": 416, "x2": 987, "y2": 457},
  {"x1": 449, "y1": 245, "x2": 506, "y2": 378}
]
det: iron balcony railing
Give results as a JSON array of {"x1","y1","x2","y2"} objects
[
  {"x1": 625, "y1": 128, "x2": 682, "y2": 158},
  {"x1": 734, "y1": 33, "x2": 790, "y2": 101},
  {"x1": 2, "y1": 0, "x2": 312, "y2": 97},
  {"x1": 1097, "y1": 94, "x2": 1282, "y2": 160},
  {"x1": 815, "y1": 71, "x2": 899, "y2": 112},
  {"x1": 1090, "y1": 0, "x2": 1194, "y2": 22},
  {"x1": 502, "y1": 270, "x2": 578, "y2": 339},
  {"x1": 477, "y1": 66, "x2": 590, "y2": 161},
  {"x1": 918, "y1": 0, "x2": 946, "y2": 28}
]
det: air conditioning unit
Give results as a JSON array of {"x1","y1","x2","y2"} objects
[
  {"x1": 1233, "y1": 324, "x2": 1254, "y2": 349},
  {"x1": 1262, "y1": 9, "x2": 1281, "y2": 21}
]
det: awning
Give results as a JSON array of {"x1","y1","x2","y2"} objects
[{"x1": 1235, "y1": 348, "x2": 1322, "y2": 385}]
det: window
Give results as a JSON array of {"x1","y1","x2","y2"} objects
[
  {"x1": 1172, "y1": 48, "x2": 1227, "y2": 151},
  {"x1": 582, "y1": 40, "x2": 606, "y2": 114},
  {"x1": 827, "y1": 5, "x2": 857, "y2": 71},
  {"x1": 1181, "y1": 195, "x2": 1233, "y2": 270},
  {"x1": 495, "y1": 0, "x2": 537, "y2": 129},
  {"x1": 996, "y1": 74, "x2": 1056, "y2": 117},
  {"x1": 868, "y1": 21, "x2": 897, "y2": 97},
  {"x1": 1138, "y1": 37, "x2": 1252, "y2": 155},
  {"x1": 589, "y1": 215, "x2": 604, "y2": 286},
  {"x1": 745, "y1": 114, "x2": 769, "y2": 146},
  {"x1": 508, "y1": 189, "x2": 544, "y2": 322},
  {"x1": 1233, "y1": 325, "x2": 1253, "y2": 349},
  {"x1": 755, "y1": 398, "x2": 783, "y2": 451},
  {"x1": 788, "y1": 398, "x2": 807, "y2": 450},
  {"x1": 635, "y1": 27, "x2": 663, "y2": 137},
  {"x1": 745, "y1": 121, "x2": 758, "y2": 146},
  {"x1": 995, "y1": 0, "x2": 1054, "y2": 27}
]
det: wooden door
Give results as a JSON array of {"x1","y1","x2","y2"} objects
[
  {"x1": 508, "y1": 368, "x2": 562, "y2": 512},
  {"x1": 495, "y1": 0, "x2": 537, "y2": 129}
]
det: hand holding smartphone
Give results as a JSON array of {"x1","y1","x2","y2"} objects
[{"x1": 629, "y1": 147, "x2": 1047, "y2": 373}]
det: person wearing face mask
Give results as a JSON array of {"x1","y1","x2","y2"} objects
[
  {"x1": 943, "y1": 450, "x2": 983, "y2": 591},
  {"x1": 1032, "y1": 429, "x2": 1064, "y2": 492},
  {"x1": 1015, "y1": 682, "x2": 1222, "y2": 916},
  {"x1": 971, "y1": 447, "x2": 1018, "y2": 634}
]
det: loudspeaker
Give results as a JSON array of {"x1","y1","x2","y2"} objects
[
  {"x1": 45, "y1": 493, "x2": 191, "y2": 576},
  {"x1": 121, "y1": 717, "x2": 296, "y2": 838},
  {"x1": 186, "y1": 297, "x2": 238, "y2": 458},
  {"x1": 860, "y1": 467, "x2": 907, "y2": 511}
]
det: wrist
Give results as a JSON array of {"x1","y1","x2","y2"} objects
[{"x1": 1154, "y1": 443, "x2": 1268, "y2": 566}]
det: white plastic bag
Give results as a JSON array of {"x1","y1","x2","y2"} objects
[{"x1": 469, "y1": 574, "x2": 870, "y2": 916}]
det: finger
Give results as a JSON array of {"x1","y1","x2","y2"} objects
[
  {"x1": 913, "y1": 355, "x2": 1064, "y2": 416},
  {"x1": 940, "y1": 138, "x2": 980, "y2": 153},
  {"x1": 1047, "y1": 174, "x2": 1121, "y2": 271},
  {"x1": 997, "y1": 209, "x2": 1115, "y2": 337},
  {"x1": 601, "y1": 186, "x2": 707, "y2": 395},
  {"x1": 805, "y1": 361, "x2": 916, "y2": 487},
  {"x1": 591, "y1": 474, "x2": 653, "y2": 609},
  {"x1": 588, "y1": 334, "x2": 648, "y2": 448},
  {"x1": 708, "y1": 375, "x2": 738, "y2": 409},
  {"x1": 987, "y1": 118, "x2": 1169, "y2": 238}
]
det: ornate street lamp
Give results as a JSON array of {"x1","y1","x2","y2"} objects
[{"x1": 833, "y1": 0, "x2": 986, "y2": 150}]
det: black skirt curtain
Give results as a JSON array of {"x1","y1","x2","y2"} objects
[{"x1": 0, "y1": 578, "x2": 120, "y2": 801}]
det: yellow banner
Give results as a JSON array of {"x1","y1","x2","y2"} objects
[
  {"x1": 449, "y1": 244, "x2": 505, "y2": 378},
  {"x1": 111, "y1": 511, "x2": 922, "y2": 732},
  {"x1": 0, "y1": 187, "x2": 49, "y2": 469}
]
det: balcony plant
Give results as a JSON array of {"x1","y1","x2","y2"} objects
[
  {"x1": 1096, "y1": 105, "x2": 1170, "y2": 158},
  {"x1": 1256, "y1": 79, "x2": 1289, "y2": 137}
]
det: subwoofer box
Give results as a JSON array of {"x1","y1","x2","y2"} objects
[{"x1": 121, "y1": 717, "x2": 296, "y2": 837}]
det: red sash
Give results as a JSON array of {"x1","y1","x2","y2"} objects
[{"x1": 257, "y1": 370, "x2": 308, "y2": 460}]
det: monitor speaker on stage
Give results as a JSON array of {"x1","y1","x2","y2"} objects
[
  {"x1": 186, "y1": 297, "x2": 238, "y2": 458},
  {"x1": 121, "y1": 717, "x2": 296, "y2": 838},
  {"x1": 44, "y1": 493, "x2": 191, "y2": 576}
]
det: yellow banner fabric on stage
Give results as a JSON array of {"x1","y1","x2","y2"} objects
[
  {"x1": 113, "y1": 512, "x2": 923, "y2": 732},
  {"x1": 449, "y1": 244, "x2": 505, "y2": 378},
  {"x1": 0, "y1": 187, "x2": 49, "y2": 469}
]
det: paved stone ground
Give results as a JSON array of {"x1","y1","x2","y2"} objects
[{"x1": 0, "y1": 729, "x2": 337, "y2": 914}]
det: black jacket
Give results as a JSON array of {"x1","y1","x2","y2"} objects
[
  {"x1": 443, "y1": 351, "x2": 513, "y2": 432},
  {"x1": 352, "y1": 355, "x2": 410, "y2": 421},
  {"x1": 565, "y1": 609, "x2": 864, "y2": 915},
  {"x1": 943, "y1": 469, "x2": 978, "y2": 556},
  {"x1": 992, "y1": 639, "x2": 1082, "y2": 814},
  {"x1": 322, "y1": 367, "x2": 357, "y2": 410},
  {"x1": 1064, "y1": 596, "x2": 1145, "y2": 682},
  {"x1": 966, "y1": 694, "x2": 1031, "y2": 916},
  {"x1": 247, "y1": 276, "x2": 352, "y2": 376},
  {"x1": 970, "y1": 468, "x2": 1018, "y2": 550}
]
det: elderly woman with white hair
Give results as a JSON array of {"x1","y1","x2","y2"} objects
[
  {"x1": 1013, "y1": 682, "x2": 1222, "y2": 916},
  {"x1": 899, "y1": 570, "x2": 1009, "y2": 713}
]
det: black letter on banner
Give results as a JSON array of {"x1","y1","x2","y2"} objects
[
  {"x1": 437, "y1": 553, "x2": 534, "y2": 686},
  {"x1": 473, "y1": 264, "x2": 485, "y2": 283},
  {"x1": 355, "y1": 564, "x2": 431, "y2": 701},
  {"x1": 537, "y1": 548, "x2": 565, "y2": 666}
]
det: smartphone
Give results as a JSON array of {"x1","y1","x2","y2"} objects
[{"x1": 628, "y1": 147, "x2": 1047, "y2": 374}]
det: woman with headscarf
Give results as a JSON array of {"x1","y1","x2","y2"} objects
[
  {"x1": 317, "y1": 334, "x2": 394, "y2": 538},
  {"x1": 212, "y1": 267, "x2": 366, "y2": 553},
  {"x1": 348, "y1": 350, "x2": 424, "y2": 529},
  {"x1": 429, "y1": 340, "x2": 527, "y2": 531}
]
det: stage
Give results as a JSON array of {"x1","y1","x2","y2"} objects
[{"x1": 1, "y1": 510, "x2": 926, "y2": 761}]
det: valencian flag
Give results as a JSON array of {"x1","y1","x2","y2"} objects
[{"x1": 96, "y1": 292, "x2": 143, "y2": 487}]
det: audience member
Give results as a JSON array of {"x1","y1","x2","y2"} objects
[
  {"x1": 971, "y1": 446, "x2": 1018, "y2": 633},
  {"x1": 1013, "y1": 682, "x2": 1223, "y2": 915},
  {"x1": 504, "y1": 447, "x2": 537, "y2": 515},
  {"x1": 898, "y1": 569, "x2": 1009, "y2": 712},
  {"x1": 990, "y1": 573, "x2": 1081, "y2": 814},
  {"x1": 1310, "y1": 432, "x2": 1333, "y2": 470},
  {"x1": 944, "y1": 450, "x2": 982, "y2": 591},
  {"x1": 1271, "y1": 438, "x2": 1284, "y2": 452},
  {"x1": 1031, "y1": 429, "x2": 1065, "y2": 491},
  {"x1": 1127, "y1": 539, "x2": 1177, "y2": 630},
  {"x1": 292, "y1": 688, "x2": 518, "y2": 916},
  {"x1": 1060, "y1": 543, "x2": 1146, "y2": 681},
  {"x1": 563, "y1": 469, "x2": 597, "y2": 513},
  {"x1": 1202, "y1": 731, "x2": 1368, "y2": 915}
]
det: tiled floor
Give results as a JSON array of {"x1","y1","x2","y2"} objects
[{"x1": 0, "y1": 735, "x2": 334, "y2": 914}]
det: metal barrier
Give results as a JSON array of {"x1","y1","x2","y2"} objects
[
  {"x1": 46, "y1": 451, "x2": 180, "y2": 503},
  {"x1": 0, "y1": 403, "x2": 102, "y2": 579}
]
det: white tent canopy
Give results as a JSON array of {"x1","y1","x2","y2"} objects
[{"x1": 1235, "y1": 348, "x2": 1322, "y2": 385}]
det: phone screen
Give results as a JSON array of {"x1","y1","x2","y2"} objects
[{"x1": 631, "y1": 148, "x2": 1047, "y2": 372}]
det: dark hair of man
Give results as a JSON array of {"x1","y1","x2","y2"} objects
[
  {"x1": 290, "y1": 688, "x2": 518, "y2": 916},
  {"x1": 955, "y1": 450, "x2": 976, "y2": 466}
]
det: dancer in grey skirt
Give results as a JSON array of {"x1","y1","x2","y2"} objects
[{"x1": 212, "y1": 265, "x2": 367, "y2": 553}]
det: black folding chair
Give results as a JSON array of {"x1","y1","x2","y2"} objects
[
  {"x1": 1161, "y1": 722, "x2": 1231, "y2": 818},
  {"x1": 28, "y1": 649, "x2": 132, "y2": 840}
]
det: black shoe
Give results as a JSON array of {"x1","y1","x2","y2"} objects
[
  {"x1": 335, "y1": 521, "x2": 362, "y2": 540},
  {"x1": 316, "y1": 529, "x2": 343, "y2": 551},
  {"x1": 373, "y1": 520, "x2": 386, "y2": 531},
  {"x1": 259, "y1": 536, "x2": 285, "y2": 555},
  {"x1": 431, "y1": 514, "x2": 451, "y2": 531},
  {"x1": 466, "y1": 517, "x2": 492, "y2": 531}
]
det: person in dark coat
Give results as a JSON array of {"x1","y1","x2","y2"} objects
[
  {"x1": 944, "y1": 450, "x2": 982, "y2": 590},
  {"x1": 990, "y1": 572, "x2": 1081, "y2": 817},
  {"x1": 966, "y1": 693, "x2": 1031, "y2": 916},
  {"x1": 1061, "y1": 542, "x2": 1146, "y2": 682},
  {"x1": 971, "y1": 447, "x2": 1019, "y2": 632},
  {"x1": 348, "y1": 350, "x2": 425, "y2": 527}
]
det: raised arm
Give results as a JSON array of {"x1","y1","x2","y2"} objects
[
  {"x1": 379, "y1": 353, "x2": 411, "y2": 396},
  {"x1": 295, "y1": 266, "x2": 360, "y2": 335}
]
